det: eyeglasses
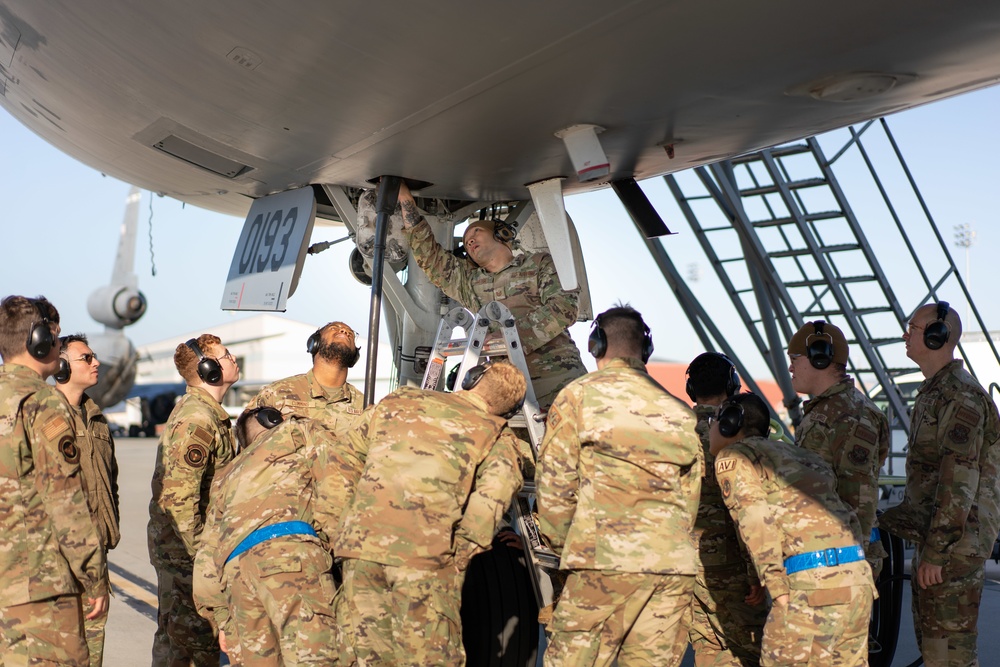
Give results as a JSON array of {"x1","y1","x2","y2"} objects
[
  {"x1": 788, "y1": 353, "x2": 804, "y2": 360},
  {"x1": 707, "y1": 414, "x2": 717, "y2": 424},
  {"x1": 70, "y1": 353, "x2": 98, "y2": 365},
  {"x1": 217, "y1": 351, "x2": 236, "y2": 363},
  {"x1": 906, "y1": 321, "x2": 925, "y2": 334}
]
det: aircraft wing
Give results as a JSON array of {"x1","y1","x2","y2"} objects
[{"x1": 1, "y1": 2, "x2": 999, "y2": 216}]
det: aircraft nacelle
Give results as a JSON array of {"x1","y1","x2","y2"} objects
[
  {"x1": 87, "y1": 332, "x2": 138, "y2": 408},
  {"x1": 87, "y1": 285, "x2": 148, "y2": 330}
]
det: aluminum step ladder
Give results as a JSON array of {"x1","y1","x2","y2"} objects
[{"x1": 421, "y1": 301, "x2": 557, "y2": 609}]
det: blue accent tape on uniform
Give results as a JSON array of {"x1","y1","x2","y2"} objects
[
  {"x1": 225, "y1": 520, "x2": 317, "y2": 564},
  {"x1": 783, "y1": 545, "x2": 865, "y2": 575},
  {"x1": 871, "y1": 527, "x2": 880, "y2": 543}
]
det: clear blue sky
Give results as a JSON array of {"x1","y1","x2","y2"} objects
[{"x1": 2, "y1": 86, "x2": 998, "y2": 381}]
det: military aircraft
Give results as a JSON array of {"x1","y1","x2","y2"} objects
[
  {"x1": 80, "y1": 186, "x2": 148, "y2": 408},
  {"x1": 4, "y1": 2, "x2": 1000, "y2": 665}
]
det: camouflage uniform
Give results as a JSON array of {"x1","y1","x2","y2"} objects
[
  {"x1": 878, "y1": 360, "x2": 1000, "y2": 666},
  {"x1": 246, "y1": 370, "x2": 363, "y2": 435},
  {"x1": 795, "y1": 378, "x2": 890, "y2": 577},
  {"x1": 68, "y1": 392, "x2": 121, "y2": 667},
  {"x1": 715, "y1": 436, "x2": 876, "y2": 666},
  {"x1": 148, "y1": 385, "x2": 237, "y2": 667},
  {"x1": 334, "y1": 386, "x2": 523, "y2": 667},
  {"x1": 688, "y1": 404, "x2": 767, "y2": 667},
  {"x1": 406, "y1": 218, "x2": 586, "y2": 408},
  {"x1": 536, "y1": 357, "x2": 702, "y2": 667},
  {"x1": 0, "y1": 364, "x2": 107, "y2": 666},
  {"x1": 193, "y1": 418, "x2": 362, "y2": 666}
]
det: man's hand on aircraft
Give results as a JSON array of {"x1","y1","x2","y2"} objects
[{"x1": 395, "y1": 181, "x2": 421, "y2": 229}]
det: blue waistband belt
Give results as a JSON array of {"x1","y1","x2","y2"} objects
[
  {"x1": 783, "y1": 545, "x2": 865, "y2": 575},
  {"x1": 225, "y1": 520, "x2": 317, "y2": 564}
]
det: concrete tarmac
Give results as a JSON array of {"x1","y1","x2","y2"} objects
[{"x1": 107, "y1": 437, "x2": 1000, "y2": 666}]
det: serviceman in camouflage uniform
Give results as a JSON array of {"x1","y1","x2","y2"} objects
[
  {"x1": 0, "y1": 295, "x2": 108, "y2": 665},
  {"x1": 396, "y1": 182, "x2": 585, "y2": 409},
  {"x1": 787, "y1": 321, "x2": 890, "y2": 581},
  {"x1": 536, "y1": 305, "x2": 702, "y2": 667},
  {"x1": 879, "y1": 301, "x2": 1000, "y2": 666},
  {"x1": 148, "y1": 333, "x2": 240, "y2": 666},
  {"x1": 334, "y1": 362, "x2": 526, "y2": 666},
  {"x1": 246, "y1": 321, "x2": 363, "y2": 434},
  {"x1": 710, "y1": 392, "x2": 876, "y2": 666},
  {"x1": 193, "y1": 406, "x2": 363, "y2": 666},
  {"x1": 55, "y1": 334, "x2": 121, "y2": 666},
  {"x1": 684, "y1": 352, "x2": 767, "y2": 666}
]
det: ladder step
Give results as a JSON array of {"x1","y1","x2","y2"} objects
[
  {"x1": 768, "y1": 243, "x2": 858, "y2": 258},
  {"x1": 751, "y1": 210, "x2": 843, "y2": 228},
  {"x1": 784, "y1": 275, "x2": 875, "y2": 288},
  {"x1": 731, "y1": 143, "x2": 811, "y2": 164},
  {"x1": 740, "y1": 177, "x2": 827, "y2": 198},
  {"x1": 801, "y1": 306, "x2": 894, "y2": 318},
  {"x1": 869, "y1": 337, "x2": 904, "y2": 347}
]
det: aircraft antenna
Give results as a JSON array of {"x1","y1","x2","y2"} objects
[{"x1": 147, "y1": 194, "x2": 157, "y2": 276}]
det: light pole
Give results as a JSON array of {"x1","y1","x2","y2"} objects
[{"x1": 953, "y1": 223, "x2": 976, "y2": 326}]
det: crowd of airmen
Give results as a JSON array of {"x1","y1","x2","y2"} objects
[{"x1": 1, "y1": 184, "x2": 999, "y2": 667}]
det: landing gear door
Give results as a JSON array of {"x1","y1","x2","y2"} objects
[
  {"x1": 516, "y1": 208, "x2": 593, "y2": 322},
  {"x1": 221, "y1": 187, "x2": 317, "y2": 311}
]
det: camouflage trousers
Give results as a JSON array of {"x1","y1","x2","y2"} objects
[
  {"x1": 0, "y1": 594, "x2": 89, "y2": 666},
  {"x1": 761, "y1": 582, "x2": 872, "y2": 666},
  {"x1": 911, "y1": 550, "x2": 984, "y2": 667},
  {"x1": 533, "y1": 363, "x2": 587, "y2": 413},
  {"x1": 223, "y1": 539, "x2": 339, "y2": 666},
  {"x1": 152, "y1": 559, "x2": 220, "y2": 667},
  {"x1": 687, "y1": 565, "x2": 766, "y2": 667},
  {"x1": 81, "y1": 569, "x2": 110, "y2": 667},
  {"x1": 336, "y1": 558, "x2": 466, "y2": 667},
  {"x1": 545, "y1": 570, "x2": 694, "y2": 667}
]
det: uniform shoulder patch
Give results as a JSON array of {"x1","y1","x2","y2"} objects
[
  {"x1": 184, "y1": 443, "x2": 209, "y2": 467},
  {"x1": 956, "y1": 405, "x2": 981, "y2": 426},
  {"x1": 547, "y1": 409, "x2": 563, "y2": 430},
  {"x1": 721, "y1": 478, "x2": 732, "y2": 499},
  {"x1": 949, "y1": 425, "x2": 970, "y2": 445},
  {"x1": 191, "y1": 426, "x2": 214, "y2": 447},
  {"x1": 855, "y1": 424, "x2": 877, "y2": 445},
  {"x1": 59, "y1": 435, "x2": 80, "y2": 464},
  {"x1": 810, "y1": 412, "x2": 828, "y2": 426},
  {"x1": 41, "y1": 414, "x2": 72, "y2": 441},
  {"x1": 716, "y1": 458, "x2": 737, "y2": 474},
  {"x1": 847, "y1": 444, "x2": 871, "y2": 466}
]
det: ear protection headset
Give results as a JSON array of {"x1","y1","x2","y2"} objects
[
  {"x1": 685, "y1": 352, "x2": 741, "y2": 403},
  {"x1": 54, "y1": 358, "x2": 71, "y2": 384},
  {"x1": 923, "y1": 301, "x2": 952, "y2": 350},
  {"x1": 185, "y1": 338, "x2": 223, "y2": 385},
  {"x1": 254, "y1": 407, "x2": 284, "y2": 429},
  {"x1": 491, "y1": 218, "x2": 518, "y2": 244},
  {"x1": 306, "y1": 328, "x2": 362, "y2": 367},
  {"x1": 805, "y1": 321, "x2": 834, "y2": 370},
  {"x1": 461, "y1": 363, "x2": 525, "y2": 420},
  {"x1": 588, "y1": 313, "x2": 654, "y2": 364},
  {"x1": 26, "y1": 300, "x2": 55, "y2": 360},
  {"x1": 716, "y1": 401, "x2": 745, "y2": 438}
]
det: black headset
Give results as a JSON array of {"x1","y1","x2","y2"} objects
[
  {"x1": 805, "y1": 321, "x2": 835, "y2": 370},
  {"x1": 461, "y1": 363, "x2": 525, "y2": 420},
  {"x1": 54, "y1": 358, "x2": 71, "y2": 384},
  {"x1": 254, "y1": 407, "x2": 284, "y2": 429},
  {"x1": 492, "y1": 218, "x2": 518, "y2": 244},
  {"x1": 923, "y1": 301, "x2": 952, "y2": 350},
  {"x1": 588, "y1": 313, "x2": 654, "y2": 364},
  {"x1": 185, "y1": 338, "x2": 223, "y2": 385},
  {"x1": 717, "y1": 401, "x2": 745, "y2": 438},
  {"x1": 26, "y1": 300, "x2": 55, "y2": 360},
  {"x1": 685, "y1": 352, "x2": 741, "y2": 403},
  {"x1": 306, "y1": 328, "x2": 361, "y2": 367}
]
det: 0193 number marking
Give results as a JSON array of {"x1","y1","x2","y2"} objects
[{"x1": 238, "y1": 207, "x2": 298, "y2": 275}]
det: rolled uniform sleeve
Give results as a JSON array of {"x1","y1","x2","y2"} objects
[
  {"x1": 455, "y1": 428, "x2": 523, "y2": 561},
  {"x1": 536, "y1": 391, "x2": 582, "y2": 554},
  {"x1": 716, "y1": 448, "x2": 789, "y2": 600},
  {"x1": 28, "y1": 391, "x2": 107, "y2": 596},
  {"x1": 406, "y1": 218, "x2": 479, "y2": 307},
  {"x1": 922, "y1": 396, "x2": 986, "y2": 566}
]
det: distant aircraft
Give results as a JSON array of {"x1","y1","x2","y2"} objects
[{"x1": 84, "y1": 187, "x2": 147, "y2": 408}]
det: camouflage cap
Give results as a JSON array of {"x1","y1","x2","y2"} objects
[{"x1": 788, "y1": 320, "x2": 849, "y2": 365}]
